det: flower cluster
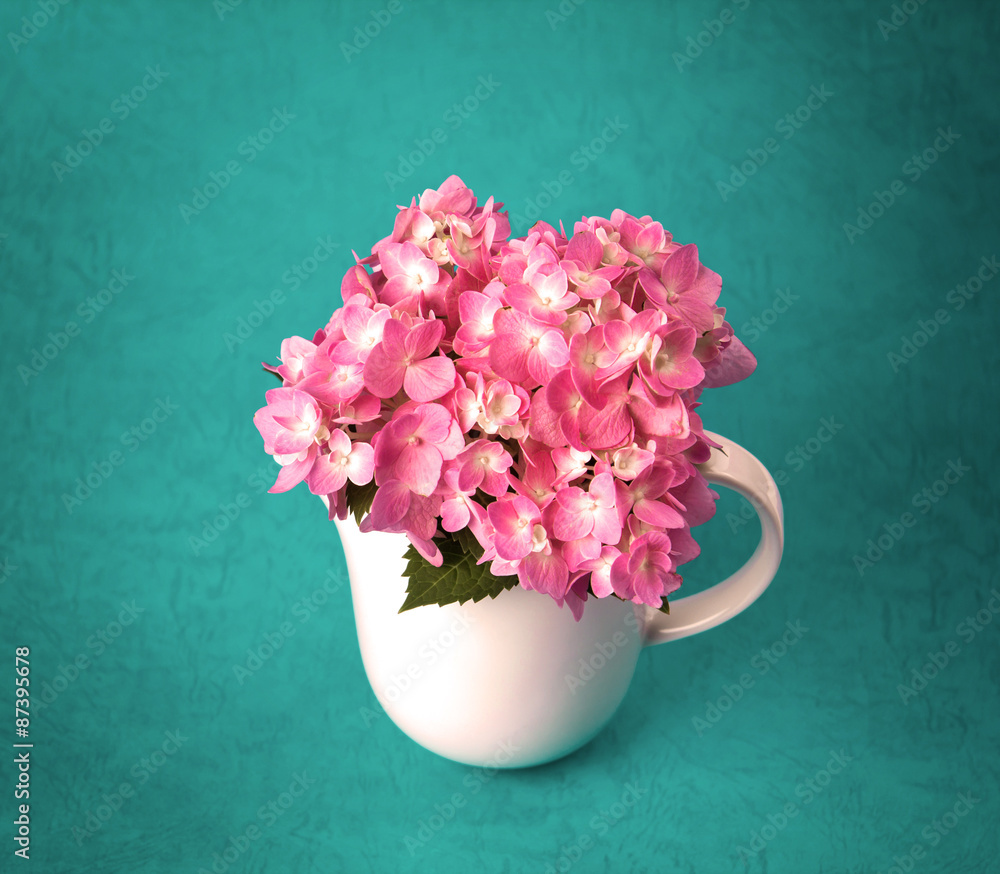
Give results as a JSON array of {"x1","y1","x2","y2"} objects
[{"x1": 254, "y1": 176, "x2": 756, "y2": 618}]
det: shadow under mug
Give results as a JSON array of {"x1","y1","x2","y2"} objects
[{"x1": 332, "y1": 431, "x2": 784, "y2": 768}]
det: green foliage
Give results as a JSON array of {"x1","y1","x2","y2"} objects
[
  {"x1": 344, "y1": 479, "x2": 379, "y2": 526},
  {"x1": 399, "y1": 533, "x2": 519, "y2": 613}
]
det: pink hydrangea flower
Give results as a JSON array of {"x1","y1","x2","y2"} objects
[
  {"x1": 306, "y1": 431, "x2": 374, "y2": 495},
  {"x1": 489, "y1": 308, "x2": 570, "y2": 387},
  {"x1": 257, "y1": 178, "x2": 758, "y2": 620},
  {"x1": 552, "y1": 472, "x2": 621, "y2": 544},
  {"x1": 373, "y1": 403, "x2": 464, "y2": 496},
  {"x1": 455, "y1": 439, "x2": 512, "y2": 497},
  {"x1": 364, "y1": 317, "x2": 456, "y2": 402},
  {"x1": 487, "y1": 495, "x2": 542, "y2": 561},
  {"x1": 610, "y1": 532, "x2": 680, "y2": 606},
  {"x1": 254, "y1": 388, "x2": 323, "y2": 455}
]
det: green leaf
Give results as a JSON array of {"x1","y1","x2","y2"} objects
[
  {"x1": 263, "y1": 366, "x2": 283, "y2": 384},
  {"x1": 399, "y1": 534, "x2": 519, "y2": 612},
  {"x1": 657, "y1": 597, "x2": 670, "y2": 615},
  {"x1": 450, "y1": 525, "x2": 482, "y2": 556},
  {"x1": 344, "y1": 479, "x2": 379, "y2": 526}
]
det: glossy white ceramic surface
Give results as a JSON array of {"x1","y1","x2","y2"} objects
[{"x1": 332, "y1": 431, "x2": 784, "y2": 767}]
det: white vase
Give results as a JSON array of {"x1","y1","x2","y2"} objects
[{"x1": 333, "y1": 431, "x2": 784, "y2": 768}]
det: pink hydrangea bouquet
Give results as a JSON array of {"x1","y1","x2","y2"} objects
[{"x1": 254, "y1": 176, "x2": 756, "y2": 619}]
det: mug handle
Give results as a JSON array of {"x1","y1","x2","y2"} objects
[{"x1": 643, "y1": 431, "x2": 784, "y2": 646}]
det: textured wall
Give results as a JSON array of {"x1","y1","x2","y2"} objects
[{"x1": 2, "y1": 0, "x2": 998, "y2": 871}]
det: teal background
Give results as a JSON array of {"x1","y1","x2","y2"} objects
[{"x1": 2, "y1": 0, "x2": 998, "y2": 871}]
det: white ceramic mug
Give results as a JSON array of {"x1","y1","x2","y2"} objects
[{"x1": 333, "y1": 432, "x2": 783, "y2": 768}]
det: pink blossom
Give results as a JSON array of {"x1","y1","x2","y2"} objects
[
  {"x1": 375, "y1": 206, "x2": 436, "y2": 260},
  {"x1": 638, "y1": 244, "x2": 720, "y2": 332},
  {"x1": 507, "y1": 443, "x2": 561, "y2": 509},
  {"x1": 361, "y1": 479, "x2": 443, "y2": 566},
  {"x1": 436, "y1": 467, "x2": 485, "y2": 532},
  {"x1": 379, "y1": 242, "x2": 447, "y2": 314},
  {"x1": 265, "y1": 335, "x2": 316, "y2": 385},
  {"x1": 701, "y1": 335, "x2": 758, "y2": 388},
  {"x1": 364, "y1": 317, "x2": 456, "y2": 402},
  {"x1": 489, "y1": 308, "x2": 570, "y2": 387},
  {"x1": 517, "y1": 546, "x2": 570, "y2": 599},
  {"x1": 616, "y1": 215, "x2": 672, "y2": 268},
  {"x1": 341, "y1": 264, "x2": 377, "y2": 307},
  {"x1": 562, "y1": 230, "x2": 623, "y2": 299},
  {"x1": 552, "y1": 472, "x2": 621, "y2": 544},
  {"x1": 611, "y1": 532, "x2": 680, "y2": 606},
  {"x1": 418, "y1": 175, "x2": 476, "y2": 223},
  {"x1": 551, "y1": 446, "x2": 592, "y2": 483},
  {"x1": 373, "y1": 403, "x2": 464, "y2": 496},
  {"x1": 254, "y1": 388, "x2": 323, "y2": 455},
  {"x1": 455, "y1": 439, "x2": 512, "y2": 497},
  {"x1": 528, "y1": 372, "x2": 585, "y2": 449},
  {"x1": 610, "y1": 445, "x2": 655, "y2": 480},
  {"x1": 306, "y1": 430, "x2": 374, "y2": 495},
  {"x1": 256, "y1": 178, "x2": 759, "y2": 620},
  {"x1": 616, "y1": 462, "x2": 686, "y2": 529},
  {"x1": 639, "y1": 321, "x2": 705, "y2": 394},
  {"x1": 296, "y1": 344, "x2": 366, "y2": 406},
  {"x1": 336, "y1": 306, "x2": 392, "y2": 363},
  {"x1": 267, "y1": 444, "x2": 318, "y2": 494},
  {"x1": 568, "y1": 326, "x2": 616, "y2": 409},
  {"x1": 558, "y1": 534, "x2": 602, "y2": 572},
  {"x1": 454, "y1": 286, "x2": 503, "y2": 355},
  {"x1": 475, "y1": 378, "x2": 525, "y2": 435},
  {"x1": 504, "y1": 263, "x2": 579, "y2": 326},
  {"x1": 580, "y1": 546, "x2": 622, "y2": 597},
  {"x1": 487, "y1": 495, "x2": 542, "y2": 561},
  {"x1": 627, "y1": 380, "x2": 690, "y2": 442},
  {"x1": 576, "y1": 373, "x2": 635, "y2": 451},
  {"x1": 597, "y1": 312, "x2": 658, "y2": 381}
]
